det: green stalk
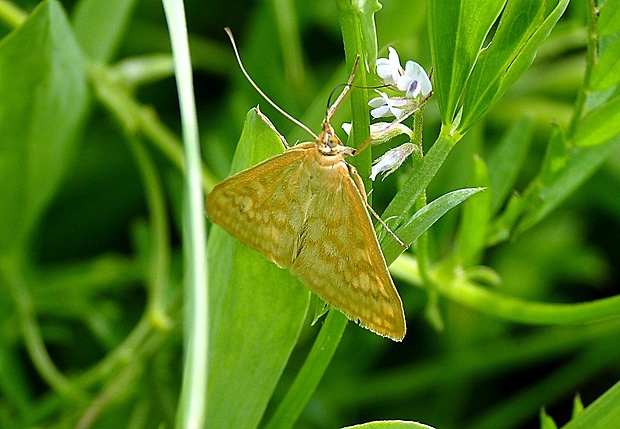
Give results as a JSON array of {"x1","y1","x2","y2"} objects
[
  {"x1": 0, "y1": 0, "x2": 26, "y2": 28},
  {"x1": 394, "y1": 253, "x2": 620, "y2": 325},
  {"x1": 160, "y1": 2, "x2": 208, "y2": 429},
  {"x1": 263, "y1": 310, "x2": 347, "y2": 429}
]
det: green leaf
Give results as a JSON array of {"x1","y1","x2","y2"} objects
[
  {"x1": 540, "y1": 408, "x2": 559, "y2": 429},
  {"x1": 72, "y1": 0, "x2": 139, "y2": 62},
  {"x1": 0, "y1": 0, "x2": 88, "y2": 253},
  {"x1": 487, "y1": 192, "x2": 526, "y2": 245},
  {"x1": 342, "y1": 420, "x2": 435, "y2": 429},
  {"x1": 495, "y1": 0, "x2": 569, "y2": 95},
  {"x1": 539, "y1": 122, "x2": 568, "y2": 186},
  {"x1": 487, "y1": 116, "x2": 534, "y2": 214},
  {"x1": 206, "y1": 108, "x2": 310, "y2": 429},
  {"x1": 428, "y1": 0, "x2": 506, "y2": 125},
  {"x1": 573, "y1": 93, "x2": 620, "y2": 147},
  {"x1": 457, "y1": 156, "x2": 491, "y2": 267},
  {"x1": 459, "y1": 0, "x2": 544, "y2": 132},
  {"x1": 382, "y1": 187, "x2": 485, "y2": 263},
  {"x1": 381, "y1": 129, "x2": 458, "y2": 238},
  {"x1": 572, "y1": 394, "x2": 585, "y2": 418},
  {"x1": 598, "y1": 0, "x2": 620, "y2": 36},
  {"x1": 590, "y1": 36, "x2": 620, "y2": 91},
  {"x1": 561, "y1": 379, "x2": 620, "y2": 429},
  {"x1": 459, "y1": 0, "x2": 570, "y2": 132},
  {"x1": 516, "y1": 124, "x2": 619, "y2": 234}
]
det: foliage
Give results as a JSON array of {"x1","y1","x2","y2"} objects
[{"x1": 0, "y1": 0, "x2": 619, "y2": 428}]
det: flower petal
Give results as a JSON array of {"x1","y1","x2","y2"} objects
[
  {"x1": 397, "y1": 61, "x2": 432, "y2": 98},
  {"x1": 370, "y1": 105, "x2": 391, "y2": 118},
  {"x1": 341, "y1": 122, "x2": 352, "y2": 135},
  {"x1": 368, "y1": 95, "x2": 387, "y2": 108},
  {"x1": 370, "y1": 143, "x2": 416, "y2": 181},
  {"x1": 376, "y1": 46, "x2": 402, "y2": 84}
]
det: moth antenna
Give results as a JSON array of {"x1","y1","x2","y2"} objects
[
  {"x1": 225, "y1": 27, "x2": 318, "y2": 140},
  {"x1": 327, "y1": 82, "x2": 391, "y2": 108},
  {"x1": 325, "y1": 55, "x2": 361, "y2": 121}
]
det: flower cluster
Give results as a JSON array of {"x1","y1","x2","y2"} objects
[
  {"x1": 342, "y1": 47, "x2": 431, "y2": 181},
  {"x1": 345, "y1": 47, "x2": 431, "y2": 181},
  {"x1": 369, "y1": 47, "x2": 432, "y2": 120}
]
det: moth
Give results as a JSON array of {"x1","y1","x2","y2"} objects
[{"x1": 206, "y1": 30, "x2": 406, "y2": 341}]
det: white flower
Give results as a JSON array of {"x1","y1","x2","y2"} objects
[
  {"x1": 370, "y1": 143, "x2": 416, "y2": 181},
  {"x1": 376, "y1": 46, "x2": 403, "y2": 85},
  {"x1": 368, "y1": 90, "x2": 408, "y2": 119},
  {"x1": 397, "y1": 60, "x2": 432, "y2": 99},
  {"x1": 341, "y1": 122, "x2": 352, "y2": 135},
  {"x1": 342, "y1": 122, "x2": 391, "y2": 136}
]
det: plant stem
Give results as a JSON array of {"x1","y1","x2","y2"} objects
[
  {"x1": 88, "y1": 63, "x2": 218, "y2": 192},
  {"x1": 263, "y1": 310, "x2": 347, "y2": 429},
  {"x1": 567, "y1": 0, "x2": 598, "y2": 138},
  {"x1": 447, "y1": 279, "x2": 620, "y2": 325},
  {"x1": 0, "y1": 253, "x2": 87, "y2": 401},
  {"x1": 125, "y1": 135, "x2": 172, "y2": 328},
  {"x1": 394, "y1": 253, "x2": 620, "y2": 325},
  {"x1": 0, "y1": 0, "x2": 26, "y2": 29},
  {"x1": 161, "y1": 2, "x2": 208, "y2": 429}
]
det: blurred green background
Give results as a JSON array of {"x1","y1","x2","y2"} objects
[{"x1": 1, "y1": 0, "x2": 619, "y2": 428}]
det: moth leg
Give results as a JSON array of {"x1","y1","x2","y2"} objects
[{"x1": 347, "y1": 164, "x2": 409, "y2": 250}]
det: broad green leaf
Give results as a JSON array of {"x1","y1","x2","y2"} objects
[
  {"x1": 457, "y1": 156, "x2": 491, "y2": 267},
  {"x1": 487, "y1": 116, "x2": 533, "y2": 214},
  {"x1": 590, "y1": 36, "x2": 620, "y2": 91},
  {"x1": 343, "y1": 420, "x2": 435, "y2": 429},
  {"x1": 459, "y1": 0, "x2": 570, "y2": 132},
  {"x1": 72, "y1": 0, "x2": 139, "y2": 62},
  {"x1": 206, "y1": 108, "x2": 310, "y2": 429},
  {"x1": 598, "y1": 0, "x2": 620, "y2": 36},
  {"x1": 561, "y1": 379, "x2": 620, "y2": 429},
  {"x1": 428, "y1": 0, "x2": 506, "y2": 125},
  {"x1": 459, "y1": 0, "x2": 544, "y2": 132},
  {"x1": 382, "y1": 187, "x2": 485, "y2": 263},
  {"x1": 573, "y1": 93, "x2": 620, "y2": 147},
  {"x1": 0, "y1": 0, "x2": 88, "y2": 253}
]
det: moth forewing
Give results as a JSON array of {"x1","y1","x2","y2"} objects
[{"x1": 286, "y1": 152, "x2": 406, "y2": 340}]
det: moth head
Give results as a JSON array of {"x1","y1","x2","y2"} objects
[{"x1": 318, "y1": 119, "x2": 344, "y2": 154}]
